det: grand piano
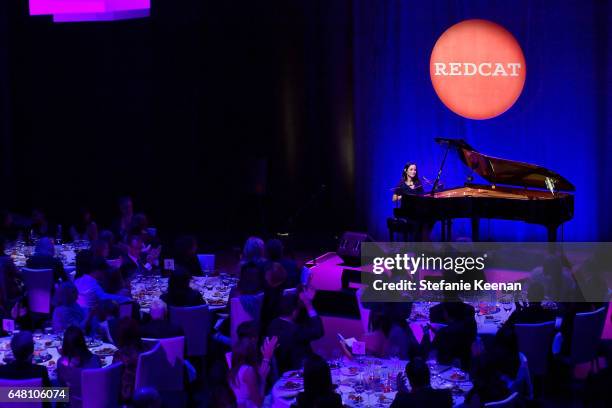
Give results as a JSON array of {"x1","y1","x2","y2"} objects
[{"x1": 393, "y1": 138, "x2": 575, "y2": 242}]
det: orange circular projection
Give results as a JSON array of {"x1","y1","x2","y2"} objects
[{"x1": 430, "y1": 19, "x2": 526, "y2": 120}]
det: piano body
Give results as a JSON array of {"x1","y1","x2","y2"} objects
[{"x1": 393, "y1": 138, "x2": 574, "y2": 242}]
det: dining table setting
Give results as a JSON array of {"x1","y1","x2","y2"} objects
[{"x1": 271, "y1": 356, "x2": 473, "y2": 407}]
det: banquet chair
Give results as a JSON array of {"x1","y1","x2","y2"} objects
[
  {"x1": 135, "y1": 341, "x2": 164, "y2": 390},
  {"x1": 81, "y1": 362, "x2": 123, "y2": 408},
  {"x1": 225, "y1": 351, "x2": 232, "y2": 368},
  {"x1": 484, "y1": 392, "x2": 520, "y2": 408},
  {"x1": 21, "y1": 267, "x2": 54, "y2": 314},
  {"x1": 563, "y1": 307, "x2": 607, "y2": 369},
  {"x1": 169, "y1": 305, "x2": 211, "y2": 358},
  {"x1": 140, "y1": 336, "x2": 186, "y2": 407},
  {"x1": 0, "y1": 378, "x2": 42, "y2": 408},
  {"x1": 230, "y1": 293, "x2": 264, "y2": 345},
  {"x1": 515, "y1": 321, "x2": 555, "y2": 376},
  {"x1": 507, "y1": 352, "x2": 533, "y2": 400}
]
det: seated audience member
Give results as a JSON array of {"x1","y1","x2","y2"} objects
[
  {"x1": 99, "y1": 230, "x2": 124, "y2": 259},
  {"x1": 1, "y1": 210, "x2": 20, "y2": 242},
  {"x1": 464, "y1": 355, "x2": 511, "y2": 407},
  {"x1": 266, "y1": 287, "x2": 323, "y2": 374},
  {"x1": 120, "y1": 234, "x2": 148, "y2": 279},
  {"x1": 229, "y1": 333, "x2": 277, "y2": 407},
  {"x1": 0, "y1": 236, "x2": 22, "y2": 312},
  {"x1": 503, "y1": 282, "x2": 556, "y2": 328},
  {"x1": 111, "y1": 196, "x2": 134, "y2": 243},
  {"x1": 86, "y1": 299, "x2": 120, "y2": 343},
  {"x1": 295, "y1": 354, "x2": 342, "y2": 408},
  {"x1": 74, "y1": 256, "x2": 130, "y2": 310},
  {"x1": 91, "y1": 239, "x2": 110, "y2": 259},
  {"x1": 69, "y1": 208, "x2": 98, "y2": 242},
  {"x1": 240, "y1": 236, "x2": 266, "y2": 283},
  {"x1": 57, "y1": 326, "x2": 102, "y2": 406},
  {"x1": 26, "y1": 237, "x2": 68, "y2": 282},
  {"x1": 265, "y1": 239, "x2": 299, "y2": 288},
  {"x1": 140, "y1": 299, "x2": 183, "y2": 339},
  {"x1": 160, "y1": 267, "x2": 204, "y2": 307},
  {"x1": 529, "y1": 256, "x2": 576, "y2": 301},
  {"x1": 52, "y1": 281, "x2": 87, "y2": 333},
  {"x1": 261, "y1": 262, "x2": 288, "y2": 331},
  {"x1": 174, "y1": 235, "x2": 201, "y2": 276},
  {"x1": 132, "y1": 387, "x2": 162, "y2": 408},
  {"x1": 391, "y1": 358, "x2": 452, "y2": 408},
  {"x1": 0, "y1": 331, "x2": 51, "y2": 386},
  {"x1": 112, "y1": 318, "x2": 150, "y2": 403},
  {"x1": 30, "y1": 208, "x2": 51, "y2": 238},
  {"x1": 230, "y1": 261, "x2": 265, "y2": 298}
]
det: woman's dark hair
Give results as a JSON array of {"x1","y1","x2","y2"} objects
[
  {"x1": 303, "y1": 354, "x2": 334, "y2": 396},
  {"x1": 229, "y1": 337, "x2": 259, "y2": 385},
  {"x1": 405, "y1": 358, "x2": 430, "y2": 389},
  {"x1": 369, "y1": 311, "x2": 392, "y2": 337},
  {"x1": 74, "y1": 208, "x2": 92, "y2": 235},
  {"x1": 61, "y1": 326, "x2": 93, "y2": 364},
  {"x1": 166, "y1": 267, "x2": 192, "y2": 301},
  {"x1": 237, "y1": 262, "x2": 263, "y2": 294},
  {"x1": 401, "y1": 162, "x2": 420, "y2": 183},
  {"x1": 116, "y1": 318, "x2": 142, "y2": 349}
]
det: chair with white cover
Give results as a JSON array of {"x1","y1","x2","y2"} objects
[
  {"x1": 81, "y1": 362, "x2": 123, "y2": 408},
  {"x1": 0, "y1": 378, "x2": 42, "y2": 408},
  {"x1": 563, "y1": 307, "x2": 607, "y2": 369},
  {"x1": 508, "y1": 352, "x2": 533, "y2": 400},
  {"x1": 169, "y1": 305, "x2": 211, "y2": 358},
  {"x1": 135, "y1": 341, "x2": 164, "y2": 390},
  {"x1": 230, "y1": 293, "x2": 264, "y2": 345},
  {"x1": 515, "y1": 321, "x2": 555, "y2": 376},
  {"x1": 21, "y1": 267, "x2": 53, "y2": 314},
  {"x1": 155, "y1": 336, "x2": 185, "y2": 392},
  {"x1": 484, "y1": 392, "x2": 520, "y2": 408}
]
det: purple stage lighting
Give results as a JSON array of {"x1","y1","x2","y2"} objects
[{"x1": 29, "y1": 0, "x2": 150, "y2": 22}]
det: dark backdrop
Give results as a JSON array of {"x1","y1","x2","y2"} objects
[
  {"x1": 1, "y1": 1, "x2": 610, "y2": 244},
  {"x1": 0, "y1": 0, "x2": 355, "y2": 243}
]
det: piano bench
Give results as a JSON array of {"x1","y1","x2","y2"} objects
[{"x1": 387, "y1": 217, "x2": 419, "y2": 242}]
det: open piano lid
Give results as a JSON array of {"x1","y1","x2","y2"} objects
[{"x1": 435, "y1": 138, "x2": 575, "y2": 192}]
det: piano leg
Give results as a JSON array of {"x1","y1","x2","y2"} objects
[
  {"x1": 440, "y1": 219, "x2": 452, "y2": 242},
  {"x1": 471, "y1": 218, "x2": 480, "y2": 242}
]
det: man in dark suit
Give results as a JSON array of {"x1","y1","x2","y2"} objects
[
  {"x1": 429, "y1": 300, "x2": 477, "y2": 368},
  {"x1": 0, "y1": 331, "x2": 51, "y2": 386},
  {"x1": 140, "y1": 299, "x2": 183, "y2": 339},
  {"x1": 391, "y1": 358, "x2": 452, "y2": 408},
  {"x1": 26, "y1": 237, "x2": 68, "y2": 283},
  {"x1": 265, "y1": 286, "x2": 324, "y2": 374}
]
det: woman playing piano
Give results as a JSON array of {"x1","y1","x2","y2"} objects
[{"x1": 392, "y1": 162, "x2": 424, "y2": 202}]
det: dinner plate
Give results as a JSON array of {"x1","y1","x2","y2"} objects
[
  {"x1": 340, "y1": 366, "x2": 360, "y2": 376},
  {"x1": 440, "y1": 369, "x2": 469, "y2": 382}
]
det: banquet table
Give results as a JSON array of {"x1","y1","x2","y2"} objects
[
  {"x1": 408, "y1": 301, "x2": 515, "y2": 341},
  {"x1": 0, "y1": 333, "x2": 116, "y2": 381},
  {"x1": 131, "y1": 273, "x2": 238, "y2": 313},
  {"x1": 270, "y1": 357, "x2": 472, "y2": 407},
  {"x1": 5, "y1": 241, "x2": 88, "y2": 275}
]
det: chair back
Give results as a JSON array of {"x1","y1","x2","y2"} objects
[
  {"x1": 225, "y1": 351, "x2": 232, "y2": 368},
  {"x1": 135, "y1": 341, "x2": 164, "y2": 390},
  {"x1": 155, "y1": 336, "x2": 185, "y2": 392},
  {"x1": 355, "y1": 287, "x2": 370, "y2": 334},
  {"x1": 570, "y1": 307, "x2": 607, "y2": 364},
  {"x1": 197, "y1": 254, "x2": 215, "y2": 274},
  {"x1": 515, "y1": 321, "x2": 555, "y2": 376},
  {"x1": 484, "y1": 392, "x2": 520, "y2": 407},
  {"x1": 81, "y1": 362, "x2": 123, "y2": 408},
  {"x1": 230, "y1": 293, "x2": 264, "y2": 345},
  {"x1": 21, "y1": 267, "x2": 54, "y2": 314},
  {"x1": 169, "y1": 305, "x2": 211, "y2": 357},
  {"x1": 0, "y1": 378, "x2": 42, "y2": 408}
]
